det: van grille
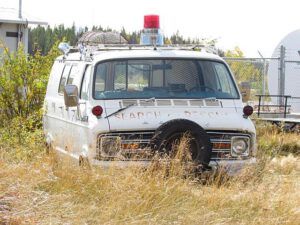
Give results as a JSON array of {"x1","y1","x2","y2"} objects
[{"x1": 96, "y1": 131, "x2": 251, "y2": 161}]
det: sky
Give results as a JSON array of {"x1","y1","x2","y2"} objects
[{"x1": 1, "y1": 0, "x2": 300, "y2": 57}]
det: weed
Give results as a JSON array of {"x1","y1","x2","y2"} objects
[{"x1": 1, "y1": 126, "x2": 299, "y2": 224}]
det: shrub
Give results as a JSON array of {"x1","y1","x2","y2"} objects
[
  {"x1": 0, "y1": 42, "x2": 60, "y2": 161},
  {"x1": 0, "y1": 42, "x2": 60, "y2": 125}
]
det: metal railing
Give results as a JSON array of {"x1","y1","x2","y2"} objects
[{"x1": 256, "y1": 94, "x2": 291, "y2": 118}]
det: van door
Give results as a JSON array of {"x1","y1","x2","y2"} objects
[
  {"x1": 64, "y1": 64, "x2": 110, "y2": 156},
  {"x1": 55, "y1": 63, "x2": 72, "y2": 150},
  {"x1": 44, "y1": 60, "x2": 66, "y2": 149},
  {"x1": 55, "y1": 62, "x2": 84, "y2": 154},
  {"x1": 63, "y1": 63, "x2": 88, "y2": 155}
]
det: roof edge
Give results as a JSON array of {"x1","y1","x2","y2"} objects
[{"x1": 0, "y1": 19, "x2": 47, "y2": 25}]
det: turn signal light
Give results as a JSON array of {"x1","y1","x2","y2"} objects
[
  {"x1": 121, "y1": 143, "x2": 140, "y2": 150},
  {"x1": 92, "y1": 106, "x2": 103, "y2": 117},
  {"x1": 213, "y1": 142, "x2": 231, "y2": 149},
  {"x1": 243, "y1": 105, "x2": 253, "y2": 117}
]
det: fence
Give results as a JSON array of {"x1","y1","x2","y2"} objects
[
  {"x1": 223, "y1": 48, "x2": 300, "y2": 116},
  {"x1": 223, "y1": 57, "x2": 274, "y2": 102}
]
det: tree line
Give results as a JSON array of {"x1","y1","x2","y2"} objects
[
  {"x1": 28, "y1": 24, "x2": 263, "y2": 97},
  {"x1": 28, "y1": 24, "x2": 218, "y2": 55}
]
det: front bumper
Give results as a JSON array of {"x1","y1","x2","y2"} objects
[
  {"x1": 90, "y1": 157, "x2": 257, "y2": 175},
  {"x1": 209, "y1": 157, "x2": 257, "y2": 175}
]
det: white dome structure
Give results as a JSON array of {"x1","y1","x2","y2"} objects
[{"x1": 268, "y1": 29, "x2": 300, "y2": 113}]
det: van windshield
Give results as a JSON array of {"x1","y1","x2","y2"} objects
[{"x1": 93, "y1": 59, "x2": 239, "y2": 99}]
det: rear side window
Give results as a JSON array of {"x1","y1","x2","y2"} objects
[
  {"x1": 67, "y1": 65, "x2": 79, "y2": 85},
  {"x1": 58, "y1": 64, "x2": 80, "y2": 94},
  {"x1": 58, "y1": 64, "x2": 72, "y2": 94},
  {"x1": 80, "y1": 65, "x2": 92, "y2": 100},
  {"x1": 48, "y1": 61, "x2": 65, "y2": 91},
  {"x1": 95, "y1": 63, "x2": 108, "y2": 92}
]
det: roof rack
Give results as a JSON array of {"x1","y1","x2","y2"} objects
[
  {"x1": 59, "y1": 42, "x2": 218, "y2": 62},
  {"x1": 84, "y1": 44, "x2": 217, "y2": 53},
  {"x1": 89, "y1": 44, "x2": 214, "y2": 50}
]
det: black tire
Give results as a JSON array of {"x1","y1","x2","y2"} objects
[{"x1": 150, "y1": 119, "x2": 212, "y2": 168}]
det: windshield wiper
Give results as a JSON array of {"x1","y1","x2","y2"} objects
[{"x1": 105, "y1": 97, "x2": 155, "y2": 119}]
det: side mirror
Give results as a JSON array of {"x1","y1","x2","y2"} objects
[
  {"x1": 238, "y1": 82, "x2": 251, "y2": 102},
  {"x1": 64, "y1": 85, "x2": 79, "y2": 107}
]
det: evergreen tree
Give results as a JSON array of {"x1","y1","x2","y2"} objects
[{"x1": 28, "y1": 24, "x2": 216, "y2": 55}]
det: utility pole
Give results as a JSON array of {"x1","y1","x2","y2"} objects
[
  {"x1": 17, "y1": 0, "x2": 23, "y2": 49},
  {"x1": 278, "y1": 45, "x2": 286, "y2": 105},
  {"x1": 19, "y1": 0, "x2": 22, "y2": 19}
]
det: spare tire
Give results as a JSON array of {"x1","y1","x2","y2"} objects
[{"x1": 150, "y1": 119, "x2": 212, "y2": 167}]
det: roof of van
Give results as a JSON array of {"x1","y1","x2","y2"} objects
[{"x1": 58, "y1": 49, "x2": 223, "y2": 62}]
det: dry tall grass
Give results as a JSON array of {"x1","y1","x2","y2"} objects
[{"x1": 0, "y1": 122, "x2": 299, "y2": 224}]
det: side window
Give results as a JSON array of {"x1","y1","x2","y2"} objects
[
  {"x1": 58, "y1": 64, "x2": 72, "y2": 94},
  {"x1": 67, "y1": 64, "x2": 79, "y2": 85},
  {"x1": 95, "y1": 63, "x2": 108, "y2": 92},
  {"x1": 80, "y1": 65, "x2": 91, "y2": 100},
  {"x1": 214, "y1": 63, "x2": 234, "y2": 94}
]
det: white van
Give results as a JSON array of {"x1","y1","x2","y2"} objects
[{"x1": 43, "y1": 44, "x2": 256, "y2": 173}]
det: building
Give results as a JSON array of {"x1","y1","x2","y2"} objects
[{"x1": 0, "y1": 6, "x2": 47, "y2": 56}]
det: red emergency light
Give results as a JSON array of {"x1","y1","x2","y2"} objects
[{"x1": 144, "y1": 15, "x2": 160, "y2": 29}]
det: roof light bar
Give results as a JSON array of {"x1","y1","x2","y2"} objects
[
  {"x1": 140, "y1": 14, "x2": 164, "y2": 46},
  {"x1": 144, "y1": 15, "x2": 160, "y2": 29}
]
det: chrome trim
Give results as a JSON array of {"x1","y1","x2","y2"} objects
[
  {"x1": 211, "y1": 149, "x2": 231, "y2": 152},
  {"x1": 210, "y1": 139, "x2": 231, "y2": 143}
]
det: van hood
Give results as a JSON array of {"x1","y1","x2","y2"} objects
[{"x1": 100, "y1": 99, "x2": 255, "y2": 134}]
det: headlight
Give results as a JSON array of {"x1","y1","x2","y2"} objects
[{"x1": 231, "y1": 136, "x2": 250, "y2": 157}]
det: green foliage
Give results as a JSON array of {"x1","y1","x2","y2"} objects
[
  {"x1": 225, "y1": 47, "x2": 264, "y2": 100},
  {"x1": 0, "y1": 115, "x2": 46, "y2": 162},
  {"x1": 0, "y1": 42, "x2": 60, "y2": 124},
  {"x1": 0, "y1": 42, "x2": 59, "y2": 162},
  {"x1": 225, "y1": 47, "x2": 261, "y2": 83}
]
